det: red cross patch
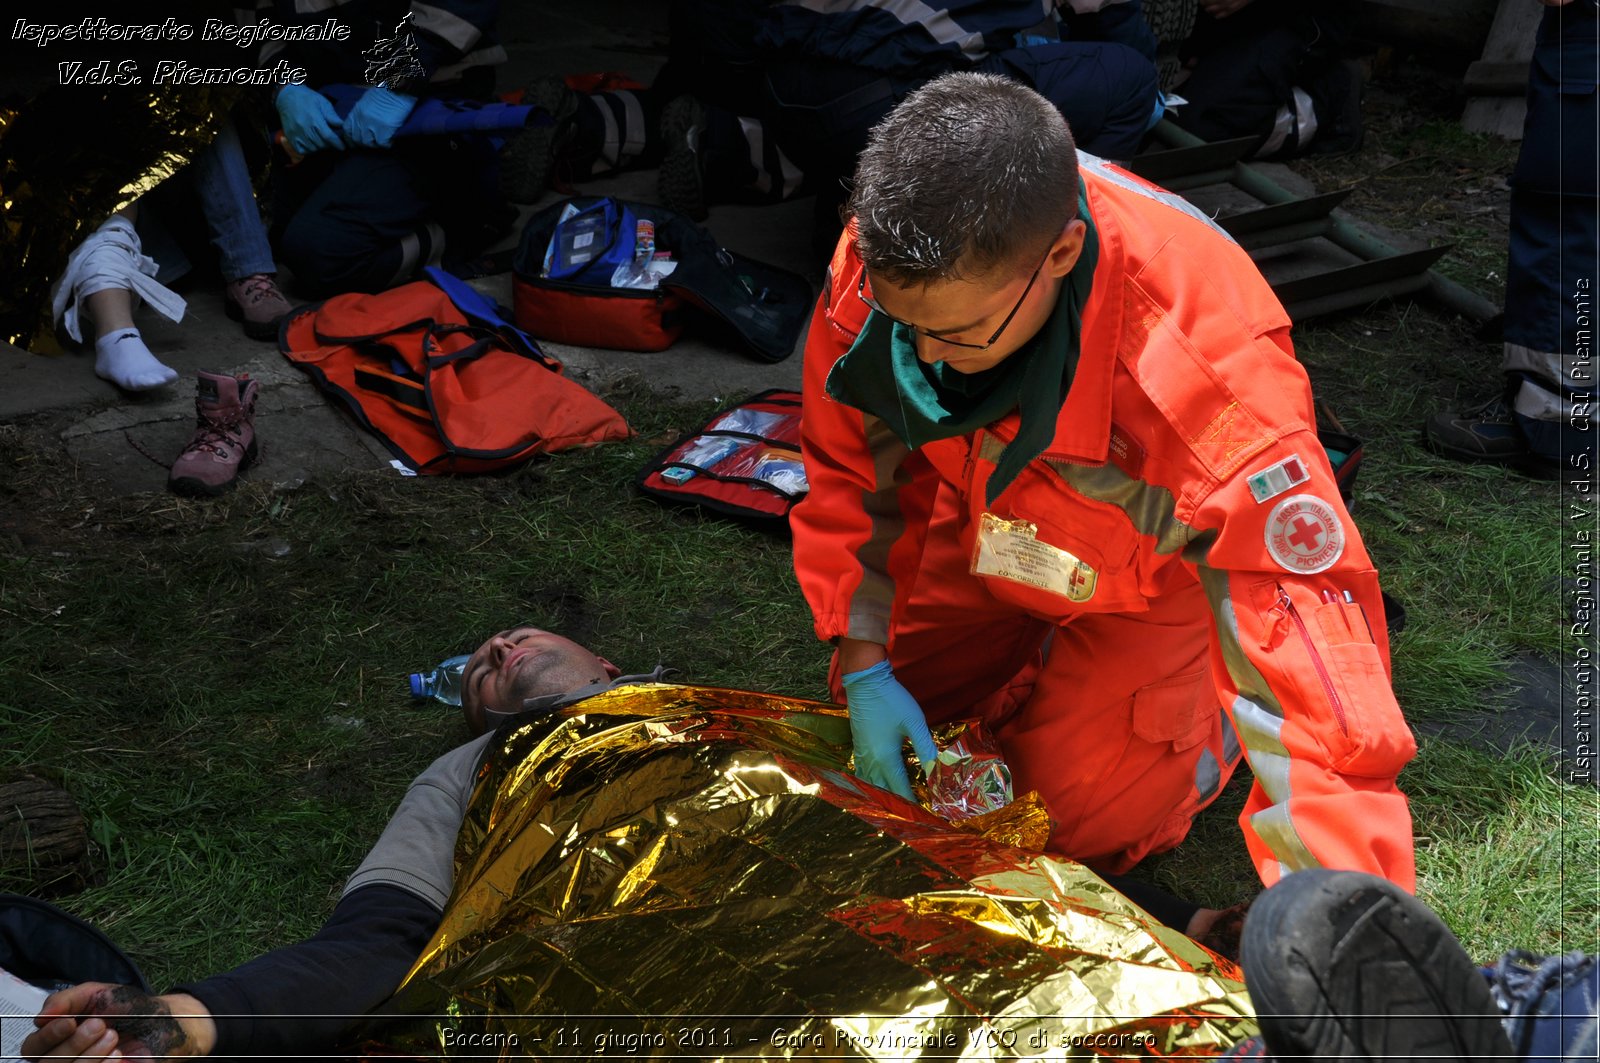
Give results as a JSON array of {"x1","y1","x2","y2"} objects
[{"x1": 1265, "y1": 494, "x2": 1345, "y2": 574}]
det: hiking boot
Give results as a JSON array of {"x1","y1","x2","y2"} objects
[
  {"x1": 658, "y1": 95, "x2": 709, "y2": 221},
  {"x1": 1488, "y1": 949, "x2": 1599, "y2": 1061},
  {"x1": 223, "y1": 274, "x2": 294, "y2": 342},
  {"x1": 1301, "y1": 57, "x2": 1365, "y2": 157},
  {"x1": 1241, "y1": 869, "x2": 1514, "y2": 1062},
  {"x1": 169, "y1": 371, "x2": 259, "y2": 497},
  {"x1": 499, "y1": 76, "x2": 580, "y2": 203},
  {"x1": 1424, "y1": 395, "x2": 1559, "y2": 480}
]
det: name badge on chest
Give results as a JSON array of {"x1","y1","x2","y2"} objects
[{"x1": 970, "y1": 512, "x2": 1098, "y2": 602}]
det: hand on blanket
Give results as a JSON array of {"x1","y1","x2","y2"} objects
[{"x1": 842, "y1": 658, "x2": 937, "y2": 802}]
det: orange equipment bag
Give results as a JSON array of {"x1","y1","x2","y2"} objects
[{"x1": 280, "y1": 267, "x2": 629, "y2": 474}]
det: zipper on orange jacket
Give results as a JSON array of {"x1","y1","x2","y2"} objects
[
  {"x1": 976, "y1": 418, "x2": 1095, "y2": 465},
  {"x1": 1276, "y1": 585, "x2": 1349, "y2": 737}
]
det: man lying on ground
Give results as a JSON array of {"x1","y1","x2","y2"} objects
[{"x1": 23, "y1": 629, "x2": 1593, "y2": 1061}]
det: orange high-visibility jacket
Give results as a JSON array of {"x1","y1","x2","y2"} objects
[{"x1": 793, "y1": 155, "x2": 1417, "y2": 889}]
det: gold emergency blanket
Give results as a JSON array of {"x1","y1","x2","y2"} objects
[
  {"x1": 361, "y1": 685, "x2": 1255, "y2": 1059},
  {"x1": 1, "y1": 87, "x2": 238, "y2": 349}
]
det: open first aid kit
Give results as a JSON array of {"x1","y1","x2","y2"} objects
[
  {"x1": 636, "y1": 390, "x2": 806, "y2": 529},
  {"x1": 512, "y1": 197, "x2": 812, "y2": 361}
]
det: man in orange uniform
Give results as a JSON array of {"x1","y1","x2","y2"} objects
[{"x1": 792, "y1": 72, "x2": 1417, "y2": 888}]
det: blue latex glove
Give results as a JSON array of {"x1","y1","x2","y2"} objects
[
  {"x1": 276, "y1": 84, "x2": 344, "y2": 156},
  {"x1": 840, "y1": 660, "x2": 938, "y2": 801},
  {"x1": 343, "y1": 85, "x2": 418, "y2": 148}
]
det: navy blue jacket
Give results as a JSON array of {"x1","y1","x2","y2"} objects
[{"x1": 755, "y1": 0, "x2": 1055, "y2": 76}]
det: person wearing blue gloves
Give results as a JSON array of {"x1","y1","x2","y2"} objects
[
  {"x1": 260, "y1": 0, "x2": 509, "y2": 297},
  {"x1": 276, "y1": 82, "x2": 424, "y2": 153},
  {"x1": 275, "y1": 83, "x2": 345, "y2": 156},
  {"x1": 837, "y1": 659, "x2": 939, "y2": 799},
  {"x1": 18, "y1": 625, "x2": 1596, "y2": 1063},
  {"x1": 341, "y1": 84, "x2": 420, "y2": 149},
  {"x1": 793, "y1": 74, "x2": 1421, "y2": 898}
]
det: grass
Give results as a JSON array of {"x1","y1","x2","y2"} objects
[
  {"x1": 0, "y1": 397, "x2": 830, "y2": 990},
  {"x1": 2, "y1": 56, "x2": 1594, "y2": 1001},
  {"x1": 1408, "y1": 741, "x2": 1599, "y2": 960}
]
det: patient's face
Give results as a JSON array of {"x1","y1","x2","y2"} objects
[{"x1": 460, "y1": 626, "x2": 619, "y2": 732}]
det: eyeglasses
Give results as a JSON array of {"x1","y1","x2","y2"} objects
[{"x1": 857, "y1": 246, "x2": 1051, "y2": 351}]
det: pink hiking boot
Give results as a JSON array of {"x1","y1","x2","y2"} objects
[
  {"x1": 169, "y1": 371, "x2": 259, "y2": 497},
  {"x1": 223, "y1": 273, "x2": 294, "y2": 341}
]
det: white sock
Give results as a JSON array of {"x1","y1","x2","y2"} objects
[{"x1": 94, "y1": 328, "x2": 177, "y2": 391}]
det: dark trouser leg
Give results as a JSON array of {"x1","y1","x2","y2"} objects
[
  {"x1": 981, "y1": 42, "x2": 1160, "y2": 161},
  {"x1": 1102, "y1": 873, "x2": 1201, "y2": 932},
  {"x1": 698, "y1": 105, "x2": 811, "y2": 204},
  {"x1": 762, "y1": 59, "x2": 908, "y2": 199},
  {"x1": 1502, "y1": 185, "x2": 1597, "y2": 466},
  {"x1": 278, "y1": 140, "x2": 501, "y2": 298},
  {"x1": 1061, "y1": 0, "x2": 1160, "y2": 61},
  {"x1": 758, "y1": 59, "x2": 914, "y2": 250},
  {"x1": 1502, "y1": 5, "x2": 1599, "y2": 468},
  {"x1": 562, "y1": 88, "x2": 663, "y2": 178}
]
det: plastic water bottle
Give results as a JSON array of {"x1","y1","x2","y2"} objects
[
  {"x1": 612, "y1": 219, "x2": 658, "y2": 289},
  {"x1": 409, "y1": 654, "x2": 471, "y2": 706}
]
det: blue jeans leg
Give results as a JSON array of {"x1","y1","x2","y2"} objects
[
  {"x1": 191, "y1": 118, "x2": 276, "y2": 282},
  {"x1": 1485, "y1": 952, "x2": 1599, "y2": 1063}
]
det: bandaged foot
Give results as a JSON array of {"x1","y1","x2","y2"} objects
[
  {"x1": 50, "y1": 216, "x2": 186, "y2": 344},
  {"x1": 94, "y1": 328, "x2": 177, "y2": 390}
]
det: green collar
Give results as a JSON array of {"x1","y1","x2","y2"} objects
[{"x1": 826, "y1": 185, "x2": 1099, "y2": 505}]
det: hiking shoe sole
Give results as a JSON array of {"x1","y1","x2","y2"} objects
[
  {"x1": 1242, "y1": 869, "x2": 1514, "y2": 1062},
  {"x1": 500, "y1": 77, "x2": 579, "y2": 204},
  {"x1": 658, "y1": 95, "x2": 709, "y2": 221},
  {"x1": 1421, "y1": 425, "x2": 1560, "y2": 481}
]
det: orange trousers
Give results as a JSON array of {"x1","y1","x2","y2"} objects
[{"x1": 829, "y1": 480, "x2": 1240, "y2": 873}]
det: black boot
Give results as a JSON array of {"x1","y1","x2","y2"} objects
[{"x1": 1240, "y1": 869, "x2": 1514, "y2": 1062}]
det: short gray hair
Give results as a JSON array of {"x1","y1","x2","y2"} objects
[{"x1": 848, "y1": 72, "x2": 1078, "y2": 286}]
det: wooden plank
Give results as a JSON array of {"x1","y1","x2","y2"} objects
[
  {"x1": 1345, "y1": 0, "x2": 1499, "y2": 57},
  {"x1": 1478, "y1": 0, "x2": 1543, "y2": 62},
  {"x1": 1465, "y1": 59, "x2": 1531, "y2": 95},
  {"x1": 1463, "y1": 96, "x2": 1529, "y2": 138},
  {"x1": 1124, "y1": 137, "x2": 1258, "y2": 183},
  {"x1": 1217, "y1": 190, "x2": 1354, "y2": 237},
  {"x1": 1270, "y1": 246, "x2": 1452, "y2": 306},
  {"x1": 1462, "y1": 0, "x2": 1540, "y2": 137}
]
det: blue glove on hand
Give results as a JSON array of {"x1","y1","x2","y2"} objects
[
  {"x1": 343, "y1": 85, "x2": 418, "y2": 148},
  {"x1": 840, "y1": 660, "x2": 938, "y2": 801},
  {"x1": 276, "y1": 84, "x2": 344, "y2": 156}
]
